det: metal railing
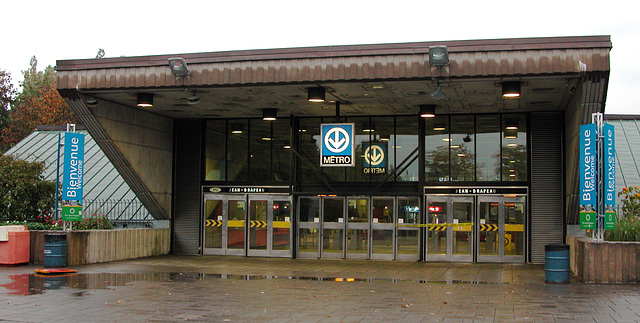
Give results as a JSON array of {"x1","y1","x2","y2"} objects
[{"x1": 82, "y1": 199, "x2": 153, "y2": 224}]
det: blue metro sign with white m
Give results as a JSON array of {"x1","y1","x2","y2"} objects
[{"x1": 321, "y1": 123, "x2": 355, "y2": 167}]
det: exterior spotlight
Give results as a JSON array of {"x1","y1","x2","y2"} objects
[
  {"x1": 136, "y1": 93, "x2": 154, "y2": 107},
  {"x1": 186, "y1": 93, "x2": 200, "y2": 105},
  {"x1": 429, "y1": 46, "x2": 449, "y2": 66},
  {"x1": 502, "y1": 81, "x2": 521, "y2": 99},
  {"x1": 262, "y1": 108, "x2": 277, "y2": 121},
  {"x1": 419, "y1": 105, "x2": 436, "y2": 118},
  {"x1": 85, "y1": 96, "x2": 97, "y2": 108},
  {"x1": 168, "y1": 57, "x2": 190, "y2": 76},
  {"x1": 307, "y1": 87, "x2": 325, "y2": 102}
]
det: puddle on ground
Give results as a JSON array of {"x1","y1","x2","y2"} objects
[{"x1": 1, "y1": 272, "x2": 503, "y2": 296}]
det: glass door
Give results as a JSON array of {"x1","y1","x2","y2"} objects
[
  {"x1": 426, "y1": 195, "x2": 474, "y2": 262},
  {"x1": 248, "y1": 197, "x2": 268, "y2": 257},
  {"x1": 476, "y1": 196, "x2": 525, "y2": 263},
  {"x1": 346, "y1": 197, "x2": 369, "y2": 259},
  {"x1": 298, "y1": 197, "x2": 321, "y2": 258},
  {"x1": 321, "y1": 197, "x2": 345, "y2": 259},
  {"x1": 396, "y1": 197, "x2": 420, "y2": 261},
  {"x1": 271, "y1": 198, "x2": 292, "y2": 257},
  {"x1": 371, "y1": 197, "x2": 395, "y2": 260},
  {"x1": 203, "y1": 196, "x2": 224, "y2": 255},
  {"x1": 226, "y1": 198, "x2": 246, "y2": 256}
]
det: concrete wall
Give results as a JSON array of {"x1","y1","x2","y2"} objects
[{"x1": 30, "y1": 229, "x2": 171, "y2": 266}]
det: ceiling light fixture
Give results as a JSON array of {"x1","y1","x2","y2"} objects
[
  {"x1": 168, "y1": 57, "x2": 190, "y2": 76},
  {"x1": 502, "y1": 81, "x2": 522, "y2": 99},
  {"x1": 85, "y1": 96, "x2": 98, "y2": 108},
  {"x1": 419, "y1": 104, "x2": 436, "y2": 118},
  {"x1": 262, "y1": 108, "x2": 277, "y2": 121},
  {"x1": 307, "y1": 87, "x2": 326, "y2": 102},
  {"x1": 136, "y1": 93, "x2": 154, "y2": 108},
  {"x1": 187, "y1": 92, "x2": 200, "y2": 105}
]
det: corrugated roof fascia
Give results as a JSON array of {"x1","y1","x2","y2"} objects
[{"x1": 56, "y1": 35, "x2": 612, "y2": 72}]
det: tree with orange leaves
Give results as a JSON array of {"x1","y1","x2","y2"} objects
[{"x1": 0, "y1": 57, "x2": 77, "y2": 152}]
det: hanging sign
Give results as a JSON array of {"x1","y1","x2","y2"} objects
[
  {"x1": 362, "y1": 141, "x2": 387, "y2": 174},
  {"x1": 579, "y1": 123, "x2": 597, "y2": 230},
  {"x1": 320, "y1": 123, "x2": 354, "y2": 167},
  {"x1": 604, "y1": 123, "x2": 616, "y2": 229},
  {"x1": 61, "y1": 132, "x2": 85, "y2": 221}
]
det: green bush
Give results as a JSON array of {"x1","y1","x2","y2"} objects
[
  {"x1": 0, "y1": 155, "x2": 55, "y2": 221},
  {"x1": 606, "y1": 185, "x2": 640, "y2": 242},
  {"x1": 72, "y1": 214, "x2": 114, "y2": 230}
]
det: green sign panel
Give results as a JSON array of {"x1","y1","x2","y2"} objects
[
  {"x1": 605, "y1": 211, "x2": 616, "y2": 230},
  {"x1": 61, "y1": 205, "x2": 83, "y2": 221},
  {"x1": 580, "y1": 210, "x2": 596, "y2": 230}
]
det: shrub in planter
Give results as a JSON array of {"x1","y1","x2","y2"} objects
[
  {"x1": 606, "y1": 186, "x2": 640, "y2": 242},
  {"x1": 72, "y1": 214, "x2": 114, "y2": 230}
]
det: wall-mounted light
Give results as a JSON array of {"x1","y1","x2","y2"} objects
[
  {"x1": 168, "y1": 57, "x2": 190, "y2": 76},
  {"x1": 419, "y1": 104, "x2": 436, "y2": 118},
  {"x1": 262, "y1": 108, "x2": 277, "y2": 121},
  {"x1": 85, "y1": 96, "x2": 98, "y2": 108},
  {"x1": 136, "y1": 93, "x2": 154, "y2": 107},
  {"x1": 429, "y1": 46, "x2": 449, "y2": 66},
  {"x1": 307, "y1": 87, "x2": 325, "y2": 102},
  {"x1": 502, "y1": 81, "x2": 521, "y2": 99}
]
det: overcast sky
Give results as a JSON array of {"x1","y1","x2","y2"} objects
[{"x1": 4, "y1": 1, "x2": 638, "y2": 114}]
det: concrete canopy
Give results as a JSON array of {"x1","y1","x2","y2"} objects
[{"x1": 56, "y1": 35, "x2": 612, "y2": 221}]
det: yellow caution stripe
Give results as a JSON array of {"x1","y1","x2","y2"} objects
[
  {"x1": 250, "y1": 221, "x2": 268, "y2": 228},
  {"x1": 228, "y1": 220, "x2": 244, "y2": 228},
  {"x1": 505, "y1": 224, "x2": 524, "y2": 232},
  {"x1": 205, "y1": 220, "x2": 223, "y2": 227},
  {"x1": 273, "y1": 221, "x2": 290, "y2": 229},
  {"x1": 479, "y1": 224, "x2": 499, "y2": 232}
]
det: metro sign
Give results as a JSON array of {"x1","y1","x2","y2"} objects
[{"x1": 320, "y1": 123, "x2": 355, "y2": 167}]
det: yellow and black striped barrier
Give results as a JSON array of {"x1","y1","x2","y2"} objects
[
  {"x1": 250, "y1": 221, "x2": 268, "y2": 228},
  {"x1": 479, "y1": 224, "x2": 499, "y2": 232},
  {"x1": 205, "y1": 220, "x2": 223, "y2": 227}
]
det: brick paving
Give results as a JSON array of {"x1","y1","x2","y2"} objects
[{"x1": 1, "y1": 256, "x2": 640, "y2": 322}]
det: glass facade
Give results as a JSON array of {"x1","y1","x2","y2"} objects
[
  {"x1": 204, "y1": 113, "x2": 527, "y2": 184},
  {"x1": 424, "y1": 114, "x2": 527, "y2": 183}
]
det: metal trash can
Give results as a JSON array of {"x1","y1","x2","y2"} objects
[
  {"x1": 545, "y1": 244, "x2": 570, "y2": 283},
  {"x1": 44, "y1": 234, "x2": 67, "y2": 267}
]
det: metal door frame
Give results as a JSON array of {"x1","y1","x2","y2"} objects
[
  {"x1": 320, "y1": 196, "x2": 346, "y2": 259},
  {"x1": 425, "y1": 195, "x2": 474, "y2": 262},
  {"x1": 476, "y1": 195, "x2": 526, "y2": 263},
  {"x1": 345, "y1": 196, "x2": 370, "y2": 260},
  {"x1": 202, "y1": 193, "x2": 291, "y2": 257},
  {"x1": 370, "y1": 197, "x2": 396, "y2": 260}
]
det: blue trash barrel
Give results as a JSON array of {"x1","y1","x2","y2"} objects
[
  {"x1": 44, "y1": 234, "x2": 67, "y2": 267},
  {"x1": 545, "y1": 244, "x2": 570, "y2": 283}
]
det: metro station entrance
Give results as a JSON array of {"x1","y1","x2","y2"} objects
[
  {"x1": 297, "y1": 196, "x2": 421, "y2": 260},
  {"x1": 203, "y1": 194, "x2": 292, "y2": 257},
  {"x1": 425, "y1": 188, "x2": 527, "y2": 263}
]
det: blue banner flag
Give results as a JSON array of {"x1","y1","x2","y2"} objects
[
  {"x1": 62, "y1": 132, "x2": 86, "y2": 201},
  {"x1": 579, "y1": 124, "x2": 597, "y2": 206},
  {"x1": 603, "y1": 123, "x2": 615, "y2": 207}
]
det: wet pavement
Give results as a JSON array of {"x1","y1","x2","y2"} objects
[{"x1": 1, "y1": 255, "x2": 640, "y2": 322}]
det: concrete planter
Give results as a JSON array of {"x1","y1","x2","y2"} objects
[
  {"x1": 567, "y1": 235, "x2": 640, "y2": 284},
  {"x1": 30, "y1": 229, "x2": 170, "y2": 266}
]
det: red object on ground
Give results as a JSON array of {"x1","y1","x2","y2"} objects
[
  {"x1": 0, "y1": 228, "x2": 30, "y2": 266},
  {"x1": 34, "y1": 268, "x2": 78, "y2": 274}
]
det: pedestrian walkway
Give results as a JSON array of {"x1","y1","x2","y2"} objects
[{"x1": 1, "y1": 256, "x2": 640, "y2": 322}]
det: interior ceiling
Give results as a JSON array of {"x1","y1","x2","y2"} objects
[{"x1": 89, "y1": 75, "x2": 581, "y2": 119}]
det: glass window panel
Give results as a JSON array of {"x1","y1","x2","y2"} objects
[
  {"x1": 346, "y1": 117, "x2": 371, "y2": 182},
  {"x1": 394, "y1": 116, "x2": 419, "y2": 181},
  {"x1": 249, "y1": 119, "x2": 271, "y2": 182},
  {"x1": 298, "y1": 118, "x2": 322, "y2": 183},
  {"x1": 347, "y1": 197, "x2": 369, "y2": 222},
  {"x1": 272, "y1": 119, "x2": 291, "y2": 182},
  {"x1": 372, "y1": 198, "x2": 393, "y2": 223},
  {"x1": 298, "y1": 197, "x2": 320, "y2": 223},
  {"x1": 323, "y1": 198, "x2": 344, "y2": 223},
  {"x1": 425, "y1": 115, "x2": 450, "y2": 181},
  {"x1": 299, "y1": 228, "x2": 319, "y2": 253},
  {"x1": 227, "y1": 120, "x2": 249, "y2": 181},
  {"x1": 205, "y1": 120, "x2": 227, "y2": 181},
  {"x1": 476, "y1": 115, "x2": 501, "y2": 181},
  {"x1": 367, "y1": 117, "x2": 393, "y2": 181},
  {"x1": 397, "y1": 197, "x2": 420, "y2": 224},
  {"x1": 397, "y1": 230, "x2": 419, "y2": 256},
  {"x1": 502, "y1": 114, "x2": 527, "y2": 181},
  {"x1": 371, "y1": 230, "x2": 394, "y2": 255},
  {"x1": 204, "y1": 199, "x2": 223, "y2": 248},
  {"x1": 450, "y1": 115, "x2": 475, "y2": 181}
]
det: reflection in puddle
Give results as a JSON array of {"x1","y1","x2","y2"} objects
[{"x1": 1, "y1": 272, "x2": 503, "y2": 296}]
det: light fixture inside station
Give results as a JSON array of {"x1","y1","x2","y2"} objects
[
  {"x1": 136, "y1": 93, "x2": 154, "y2": 107},
  {"x1": 419, "y1": 105, "x2": 436, "y2": 118},
  {"x1": 502, "y1": 81, "x2": 522, "y2": 99},
  {"x1": 168, "y1": 57, "x2": 190, "y2": 76},
  {"x1": 262, "y1": 108, "x2": 278, "y2": 121},
  {"x1": 307, "y1": 87, "x2": 326, "y2": 102}
]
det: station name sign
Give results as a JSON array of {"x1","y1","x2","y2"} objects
[
  {"x1": 424, "y1": 187, "x2": 528, "y2": 195},
  {"x1": 203, "y1": 186, "x2": 289, "y2": 194},
  {"x1": 320, "y1": 123, "x2": 355, "y2": 167}
]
